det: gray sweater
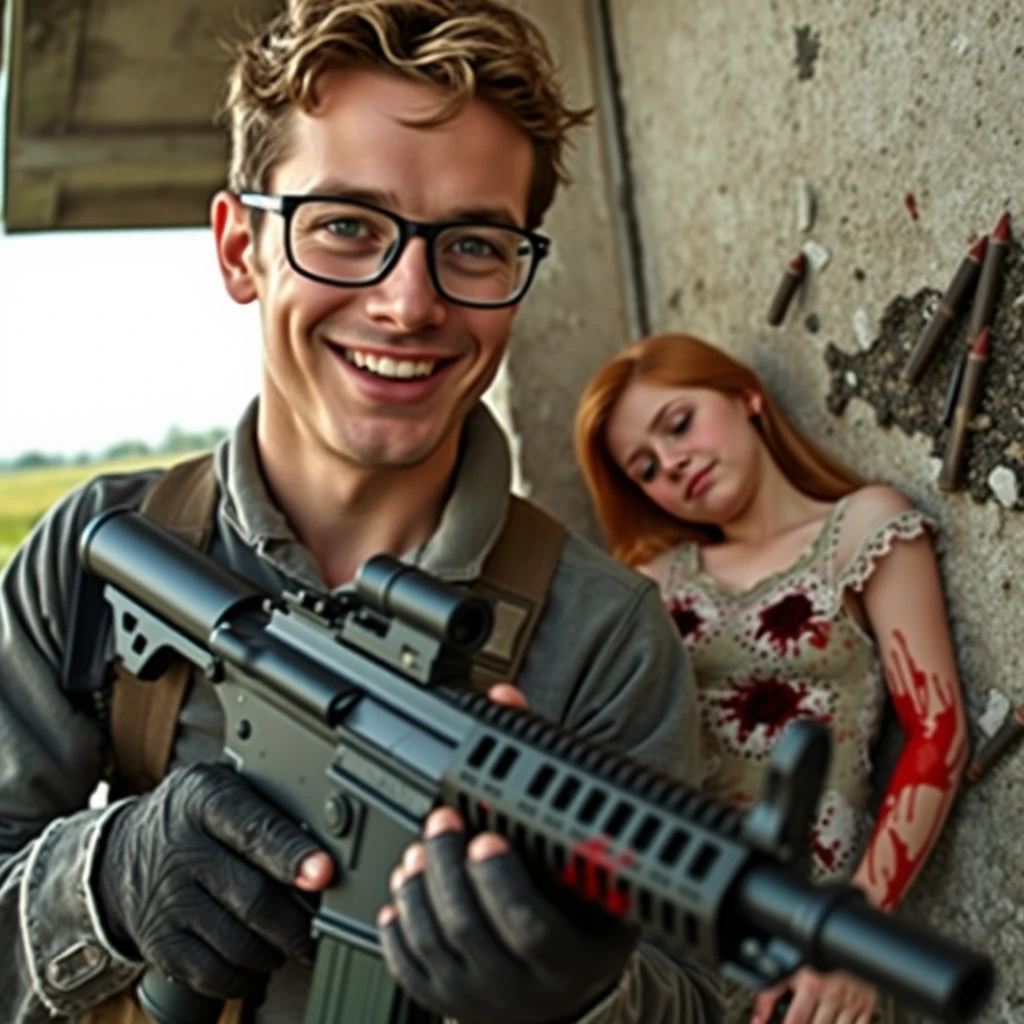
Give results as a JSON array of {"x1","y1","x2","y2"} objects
[{"x1": 0, "y1": 401, "x2": 720, "y2": 1023}]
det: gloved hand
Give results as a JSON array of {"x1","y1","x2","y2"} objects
[
  {"x1": 378, "y1": 808, "x2": 639, "y2": 1024},
  {"x1": 94, "y1": 762, "x2": 332, "y2": 1000}
]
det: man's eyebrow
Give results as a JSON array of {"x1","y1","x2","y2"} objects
[
  {"x1": 306, "y1": 182, "x2": 399, "y2": 207},
  {"x1": 303, "y1": 185, "x2": 522, "y2": 227},
  {"x1": 448, "y1": 206, "x2": 522, "y2": 228}
]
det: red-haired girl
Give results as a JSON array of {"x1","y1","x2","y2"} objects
[{"x1": 575, "y1": 333, "x2": 968, "y2": 1024}]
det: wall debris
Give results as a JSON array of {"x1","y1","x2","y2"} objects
[{"x1": 825, "y1": 240, "x2": 1023, "y2": 509}]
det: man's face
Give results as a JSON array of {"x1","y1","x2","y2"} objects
[{"x1": 221, "y1": 69, "x2": 535, "y2": 470}]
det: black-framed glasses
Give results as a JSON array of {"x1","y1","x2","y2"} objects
[{"x1": 238, "y1": 192, "x2": 551, "y2": 309}]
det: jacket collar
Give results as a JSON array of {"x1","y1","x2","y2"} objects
[{"x1": 215, "y1": 398, "x2": 513, "y2": 586}]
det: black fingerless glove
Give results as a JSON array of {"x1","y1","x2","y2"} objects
[
  {"x1": 93, "y1": 762, "x2": 322, "y2": 1000},
  {"x1": 380, "y1": 830, "x2": 639, "y2": 1024}
]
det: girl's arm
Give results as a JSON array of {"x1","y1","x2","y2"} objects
[
  {"x1": 848, "y1": 494, "x2": 969, "y2": 910},
  {"x1": 751, "y1": 489, "x2": 968, "y2": 1024}
]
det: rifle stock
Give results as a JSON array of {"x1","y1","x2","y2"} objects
[{"x1": 79, "y1": 509, "x2": 994, "y2": 1024}]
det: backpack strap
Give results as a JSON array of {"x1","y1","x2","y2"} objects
[
  {"x1": 109, "y1": 453, "x2": 218, "y2": 796},
  {"x1": 469, "y1": 496, "x2": 566, "y2": 690}
]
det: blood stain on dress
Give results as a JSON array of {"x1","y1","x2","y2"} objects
[
  {"x1": 717, "y1": 675, "x2": 809, "y2": 744},
  {"x1": 668, "y1": 598, "x2": 704, "y2": 640},
  {"x1": 756, "y1": 591, "x2": 831, "y2": 653},
  {"x1": 811, "y1": 826, "x2": 842, "y2": 872}
]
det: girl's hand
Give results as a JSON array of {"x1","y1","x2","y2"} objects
[{"x1": 751, "y1": 966, "x2": 876, "y2": 1024}]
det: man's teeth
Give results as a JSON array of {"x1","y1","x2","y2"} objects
[{"x1": 346, "y1": 350, "x2": 437, "y2": 379}]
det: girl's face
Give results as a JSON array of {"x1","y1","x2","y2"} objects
[{"x1": 605, "y1": 378, "x2": 763, "y2": 526}]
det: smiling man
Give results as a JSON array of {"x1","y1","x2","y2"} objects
[
  {"x1": 216, "y1": 65, "x2": 543, "y2": 585},
  {"x1": 0, "y1": 3, "x2": 718, "y2": 1023}
]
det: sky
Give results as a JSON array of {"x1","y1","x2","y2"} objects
[{"x1": 0, "y1": 228, "x2": 263, "y2": 461}]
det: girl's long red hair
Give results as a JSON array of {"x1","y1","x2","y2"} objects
[{"x1": 574, "y1": 333, "x2": 864, "y2": 567}]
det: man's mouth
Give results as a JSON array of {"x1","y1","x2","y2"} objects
[{"x1": 329, "y1": 344, "x2": 454, "y2": 381}]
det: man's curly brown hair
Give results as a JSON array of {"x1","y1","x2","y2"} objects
[{"x1": 224, "y1": 0, "x2": 592, "y2": 228}]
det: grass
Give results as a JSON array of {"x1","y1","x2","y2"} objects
[{"x1": 0, "y1": 452, "x2": 203, "y2": 571}]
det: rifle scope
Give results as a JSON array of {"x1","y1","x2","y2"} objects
[{"x1": 355, "y1": 555, "x2": 493, "y2": 655}]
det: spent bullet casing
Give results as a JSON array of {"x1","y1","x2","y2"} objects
[
  {"x1": 900, "y1": 245, "x2": 984, "y2": 385},
  {"x1": 938, "y1": 409, "x2": 970, "y2": 492},
  {"x1": 902, "y1": 311, "x2": 954, "y2": 386},
  {"x1": 766, "y1": 254, "x2": 806, "y2": 326},
  {"x1": 941, "y1": 352, "x2": 967, "y2": 428},
  {"x1": 966, "y1": 220, "x2": 1009, "y2": 342},
  {"x1": 967, "y1": 707, "x2": 1024, "y2": 782},
  {"x1": 937, "y1": 351, "x2": 988, "y2": 492}
]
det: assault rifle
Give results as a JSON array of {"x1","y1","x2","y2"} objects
[{"x1": 75, "y1": 508, "x2": 993, "y2": 1024}]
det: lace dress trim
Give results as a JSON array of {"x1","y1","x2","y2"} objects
[
  {"x1": 663, "y1": 502, "x2": 936, "y2": 619},
  {"x1": 663, "y1": 500, "x2": 846, "y2": 604},
  {"x1": 834, "y1": 509, "x2": 937, "y2": 595}
]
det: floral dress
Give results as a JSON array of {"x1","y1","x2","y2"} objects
[{"x1": 653, "y1": 498, "x2": 935, "y2": 1022}]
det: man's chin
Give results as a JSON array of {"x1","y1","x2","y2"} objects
[{"x1": 330, "y1": 429, "x2": 443, "y2": 472}]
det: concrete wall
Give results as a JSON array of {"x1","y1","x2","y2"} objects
[
  {"x1": 485, "y1": 1, "x2": 632, "y2": 540},
  {"x1": 502, "y1": 1, "x2": 1023, "y2": 1019}
]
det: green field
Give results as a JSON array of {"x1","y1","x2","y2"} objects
[{"x1": 0, "y1": 452, "x2": 202, "y2": 571}]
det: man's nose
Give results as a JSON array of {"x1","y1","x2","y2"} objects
[{"x1": 364, "y1": 238, "x2": 447, "y2": 331}]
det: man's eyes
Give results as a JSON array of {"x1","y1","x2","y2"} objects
[
  {"x1": 325, "y1": 218, "x2": 369, "y2": 238},
  {"x1": 451, "y1": 236, "x2": 499, "y2": 258}
]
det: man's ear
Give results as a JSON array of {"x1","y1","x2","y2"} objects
[{"x1": 211, "y1": 190, "x2": 258, "y2": 305}]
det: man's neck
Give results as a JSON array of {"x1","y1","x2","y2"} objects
[{"x1": 256, "y1": 415, "x2": 461, "y2": 588}]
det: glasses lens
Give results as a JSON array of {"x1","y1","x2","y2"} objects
[
  {"x1": 290, "y1": 201, "x2": 400, "y2": 284},
  {"x1": 433, "y1": 224, "x2": 535, "y2": 305}
]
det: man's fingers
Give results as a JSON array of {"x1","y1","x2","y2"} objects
[
  {"x1": 152, "y1": 927, "x2": 269, "y2": 1002},
  {"x1": 393, "y1": 873, "x2": 461, "y2": 981},
  {"x1": 422, "y1": 830, "x2": 508, "y2": 963},
  {"x1": 196, "y1": 764, "x2": 325, "y2": 886},
  {"x1": 424, "y1": 806, "x2": 464, "y2": 837},
  {"x1": 466, "y1": 849, "x2": 572, "y2": 966},
  {"x1": 196, "y1": 853, "x2": 316, "y2": 963},
  {"x1": 380, "y1": 872, "x2": 500, "y2": 1023},
  {"x1": 379, "y1": 916, "x2": 438, "y2": 1010},
  {"x1": 487, "y1": 683, "x2": 528, "y2": 710},
  {"x1": 187, "y1": 891, "x2": 287, "y2": 976},
  {"x1": 295, "y1": 851, "x2": 334, "y2": 890}
]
